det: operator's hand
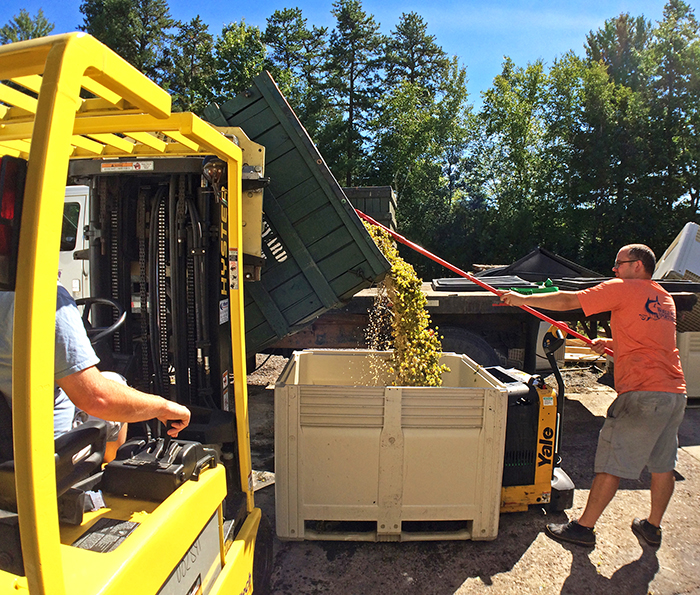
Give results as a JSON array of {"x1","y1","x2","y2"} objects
[
  {"x1": 500, "y1": 291, "x2": 527, "y2": 307},
  {"x1": 590, "y1": 338, "x2": 610, "y2": 356},
  {"x1": 159, "y1": 404, "x2": 191, "y2": 437}
]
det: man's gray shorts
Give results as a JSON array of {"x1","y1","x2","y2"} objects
[{"x1": 595, "y1": 391, "x2": 687, "y2": 479}]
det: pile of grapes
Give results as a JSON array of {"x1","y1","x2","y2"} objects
[{"x1": 365, "y1": 223, "x2": 449, "y2": 386}]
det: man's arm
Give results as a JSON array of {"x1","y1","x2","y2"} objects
[
  {"x1": 590, "y1": 337, "x2": 612, "y2": 355},
  {"x1": 57, "y1": 366, "x2": 190, "y2": 436},
  {"x1": 500, "y1": 290, "x2": 582, "y2": 311}
]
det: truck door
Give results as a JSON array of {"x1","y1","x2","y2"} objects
[{"x1": 59, "y1": 185, "x2": 90, "y2": 299}]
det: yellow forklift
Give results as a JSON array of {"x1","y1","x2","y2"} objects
[{"x1": 0, "y1": 33, "x2": 270, "y2": 594}]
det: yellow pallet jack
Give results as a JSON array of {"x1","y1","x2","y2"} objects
[{"x1": 497, "y1": 328, "x2": 574, "y2": 513}]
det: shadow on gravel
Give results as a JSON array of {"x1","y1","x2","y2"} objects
[
  {"x1": 560, "y1": 544, "x2": 658, "y2": 595},
  {"x1": 254, "y1": 484, "x2": 569, "y2": 595},
  {"x1": 679, "y1": 407, "x2": 700, "y2": 447}
]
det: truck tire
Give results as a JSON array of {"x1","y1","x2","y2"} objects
[
  {"x1": 253, "y1": 512, "x2": 274, "y2": 594},
  {"x1": 439, "y1": 327, "x2": 500, "y2": 366}
]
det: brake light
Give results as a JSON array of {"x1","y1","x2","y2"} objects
[{"x1": 0, "y1": 156, "x2": 27, "y2": 290}]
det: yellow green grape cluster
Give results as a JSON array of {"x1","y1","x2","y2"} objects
[{"x1": 365, "y1": 223, "x2": 449, "y2": 386}]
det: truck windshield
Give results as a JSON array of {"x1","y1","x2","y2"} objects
[{"x1": 61, "y1": 202, "x2": 81, "y2": 251}]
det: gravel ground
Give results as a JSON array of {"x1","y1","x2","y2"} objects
[{"x1": 247, "y1": 355, "x2": 700, "y2": 595}]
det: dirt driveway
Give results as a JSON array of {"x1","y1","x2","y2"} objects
[{"x1": 248, "y1": 358, "x2": 700, "y2": 595}]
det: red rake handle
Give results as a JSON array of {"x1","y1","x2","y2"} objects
[{"x1": 356, "y1": 209, "x2": 614, "y2": 358}]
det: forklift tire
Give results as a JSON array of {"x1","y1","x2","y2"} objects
[
  {"x1": 253, "y1": 512, "x2": 274, "y2": 594},
  {"x1": 439, "y1": 327, "x2": 500, "y2": 366}
]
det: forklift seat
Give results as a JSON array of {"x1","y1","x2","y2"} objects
[
  {"x1": 0, "y1": 391, "x2": 108, "y2": 575},
  {"x1": 0, "y1": 390, "x2": 107, "y2": 512}
]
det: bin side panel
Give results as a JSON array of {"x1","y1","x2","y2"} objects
[{"x1": 273, "y1": 352, "x2": 509, "y2": 541}]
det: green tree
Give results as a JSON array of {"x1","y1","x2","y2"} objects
[
  {"x1": 384, "y1": 11, "x2": 449, "y2": 96},
  {"x1": 263, "y1": 8, "x2": 312, "y2": 94},
  {"x1": 585, "y1": 13, "x2": 652, "y2": 89},
  {"x1": 537, "y1": 52, "x2": 589, "y2": 261},
  {"x1": 263, "y1": 8, "x2": 329, "y2": 139},
  {"x1": 163, "y1": 16, "x2": 215, "y2": 114},
  {"x1": 213, "y1": 20, "x2": 266, "y2": 102},
  {"x1": 478, "y1": 58, "x2": 550, "y2": 261},
  {"x1": 0, "y1": 8, "x2": 54, "y2": 44},
  {"x1": 80, "y1": 0, "x2": 174, "y2": 81},
  {"x1": 323, "y1": 0, "x2": 385, "y2": 186},
  {"x1": 368, "y1": 54, "x2": 474, "y2": 277},
  {"x1": 646, "y1": 0, "x2": 700, "y2": 219}
]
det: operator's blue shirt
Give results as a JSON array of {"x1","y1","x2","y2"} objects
[{"x1": 0, "y1": 284, "x2": 99, "y2": 437}]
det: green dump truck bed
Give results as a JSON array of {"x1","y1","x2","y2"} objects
[{"x1": 204, "y1": 72, "x2": 390, "y2": 355}]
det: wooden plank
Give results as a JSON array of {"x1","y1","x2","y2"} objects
[
  {"x1": 252, "y1": 124, "x2": 296, "y2": 160},
  {"x1": 227, "y1": 104, "x2": 276, "y2": 139},
  {"x1": 220, "y1": 93, "x2": 268, "y2": 123},
  {"x1": 202, "y1": 104, "x2": 228, "y2": 126},
  {"x1": 281, "y1": 186, "x2": 329, "y2": 224},
  {"x1": 292, "y1": 203, "x2": 344, "y2": 247},
  {"x1": 270, "y1": 275, "x2": 318, "y2": 312},
  {"x1": 285, "y1": 298, "x2": 328, "y2": 331},
  {"x1": 274, "y1": 178, "x2": 324, "y2": 211},
  {"x1": 266, "y1": 150, "x2": 314, "y2": 195},
  {"x1": 317, "y1": 244, "x2": 366, "y2": 282},
  {"x1": 257, "y1": 260, "x2": 305, "y2": 293},
  {"x1": 263, "y1": 192, "x2": 339, "y2": 309},
  {"x1": 306, "y1": 227, "x2": 354, "y2": 263},
  {"x1": 281, "y1": 294, "x2": 325, "y2": 328},
  {"x1": 245, "y1": 323, "x2": 278, "y2": 354},
  {"x1": 242, "y1": 296, "x2": 266, "y2": 329},
  {"x1": 330, "y1": 270, "x2": 374, "y2": 301},
  {"x1": 246, "y1": 280, "x2": 291, "y2": 337}
]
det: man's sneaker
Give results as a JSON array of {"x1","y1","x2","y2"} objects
[
  {"x1": 545, "y1": 520, "x2": 596, "y2": 547},
  {"x1": 632, "y1": 518, "x2": 661, "y2": 546}
]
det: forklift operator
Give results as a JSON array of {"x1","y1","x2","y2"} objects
[
  {"x1": 0, "y1": 283, "x2": 191, "y2": 448},
  {"x1": 501, "y1": 243, "x2": 686, "y2": 549}
]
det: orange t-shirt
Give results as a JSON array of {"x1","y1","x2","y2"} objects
[{"x1": 577, "y1": 279, "x2": 685, "y2": 395}]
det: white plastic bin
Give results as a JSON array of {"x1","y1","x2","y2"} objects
[
  {"x1": 655, "y1": 222, "x2": 700, "y2": 280},
  {"x1": 274, "y1": 349, "x2": 509, "y2": 542},
  {"x1": 655, "y1": 222, "x2": 700, "y2": 332},
  {"x1": 678, "y1": 332, "x2": 700, "y2": 398}
]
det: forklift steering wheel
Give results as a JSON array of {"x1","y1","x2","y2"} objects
[{"x1": 75, "y1": 297, "x2": 127, "y2": 345}]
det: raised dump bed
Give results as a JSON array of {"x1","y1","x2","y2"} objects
[
  {"x1": 274, "y1": 349, "x2": 508, "y2": 542},
  {"x1": 204, "y1": 74, "x2": 390, "y2": 355}
]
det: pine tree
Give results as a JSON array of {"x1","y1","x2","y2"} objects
[
  {"x1": 80, "y1": 0, "x2": 175, "y2": 81},
  {"x1": 585, "y1": 13, "x2": 652, "y2": 89},
  {"x1": 384, "y1": 12, "x2": 449, "y2": 97},
  {"x1": 163, "y1": 16, "x2": 216, "y2": 114},
  {"x1": 263, "y1": 8, "x2": 329, "y2": 139},
  {"x1": 0, "y1": 8, "x2": 54, "y2": 44},
  {"x1": 323, "y1": 0, "x2": 385, "y2": 186}
]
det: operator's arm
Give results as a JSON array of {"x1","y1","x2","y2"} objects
[
  {"x1": 500, "y1": 290, "x2": 582, "y2": 311},
  {"x1": 57, "y1": 366, "x2": 190, "y2": 437}
]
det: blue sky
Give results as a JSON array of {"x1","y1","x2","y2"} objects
[{"x1": 1, "y1": 0, "x2": 696, "y2": 104}]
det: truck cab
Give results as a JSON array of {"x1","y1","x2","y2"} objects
[{"x1": 59, "y1": 186, "x2": 90, "y2": 299}]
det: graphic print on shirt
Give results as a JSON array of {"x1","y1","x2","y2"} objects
[{"x1": 639, "y1": 296, "x2": 675, "y2": 323}]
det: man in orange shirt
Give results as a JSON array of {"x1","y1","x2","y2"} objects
[{"x1": 501, "y1": 244, "x2": 687, "y2": 548}]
